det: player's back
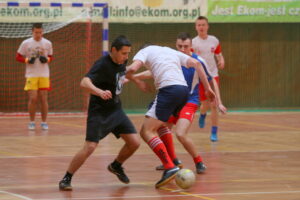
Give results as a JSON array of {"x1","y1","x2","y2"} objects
[{"x1": 133, "y1": 45, "x2": 188, "y2": 89}]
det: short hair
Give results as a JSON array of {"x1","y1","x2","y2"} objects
[
  {"x1": 32, "y1": 23, "x2": 43, "y2": 30},
  {"x1": 196, "y1": 16, "x2": 208, "y2": 23},
  {"x1": 177, "y1": 32, "x2": 191, "y2": 41},
  {"x1": 111, "y1": 35, "x2": 131, "y2": 51}
]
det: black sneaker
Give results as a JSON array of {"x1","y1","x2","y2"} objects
[
  {"x1": 59, "y1": 179, "x2": 72, "y2": 191},
  {"x1": 196, "y1": 162, "x2": 207, "y2": 174},
  {"x1": 155, "y1": 158, "x2": 183, "y2": 170},
  {"x1": 108, "y1": 163, "x2": 130, "y2": 184},
  {"x1": 155, "y1": 166, "x2": 180, "y2": 188}
]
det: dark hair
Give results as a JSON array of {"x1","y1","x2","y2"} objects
[
  {"x1": 177, "y1": 32, "x2": 191, "y2": 41},
  {"x1": 32, "y1": 23, "x2": 43, "y2": 30},
  {"x1": 110, "y1": 35, "x2": 131, "y2": 51},
  {"x1": 196, "y1": 16, "x2": 208, "y2": 23}
]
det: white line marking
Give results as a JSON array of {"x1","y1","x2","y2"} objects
[
  {"x1": 0, "y1": 190, "x2": 33, "y2": 200},
  {"x1": 15, "y1": 190, "x2": 300, "y2": 200}
]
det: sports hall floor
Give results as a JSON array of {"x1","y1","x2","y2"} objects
[{"x1": 0, "y1": 111, "x2": 299, "y2": 200}]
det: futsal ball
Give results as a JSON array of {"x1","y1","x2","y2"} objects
[{"x1": 175, "y1": 169, "x2": 196, "y2": 189}]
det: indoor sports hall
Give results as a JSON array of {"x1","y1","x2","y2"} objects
[{"x1": 0, "y1": 1, "x2": 299, "y2": 200}]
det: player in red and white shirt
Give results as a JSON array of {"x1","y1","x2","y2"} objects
[
  {"x1": 192, "y1": 16, "x2": 226, "y2": 142},
  {"x1": 16, "y1": 23, "x2": 53, "y2": 130}
]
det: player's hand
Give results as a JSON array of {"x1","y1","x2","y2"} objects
[
  {"x1": 99, "y1": 90, "x2": 112, "y2": 100},
  {"x1": 27, "y1": 57, "x2": 36, "y2": 64},
  {"x1": 205, "y1": 88, "x2": 216, "y2": 103},
  {"x1": 135, "y1": 79, "x2": 153, "y2": 93},
  {"x1": 218, "y1": 104, "x2": 227, "y2": 114},
  {"x1": 123, "y1": 78, "x2": 130, "y2": 84},
  {"x1": 39, "y1": 56, "x2": 48, "y2": 63}
]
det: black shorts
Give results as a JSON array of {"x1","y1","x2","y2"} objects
[{"x1": 86, "y1": 108, "x2": 137, "y2": 142}]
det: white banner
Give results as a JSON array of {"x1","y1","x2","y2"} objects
[{"x1": 0, "y1": 0, "x2": 205, "y2": 23}]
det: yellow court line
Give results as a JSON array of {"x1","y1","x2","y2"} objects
[
  {"x1": 221, "y1": 119, "x2": 300, "y2": 131},
  {"x1": 0, "y1": 150, "x2": 21, "y2": 157},
  {"x1": 50, "y1": 121, "x2": 85, "y2": 128},
  {"x1": 160, "y1": 187, "x2": 216, "y2": 200}
]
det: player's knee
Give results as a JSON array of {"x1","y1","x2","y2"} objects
[
  {"x1": 176, "y1": 133, "x2": 186, "y2": 143},
  {"x1": 29, "y1": 97, "x2": 38, "y2": 104},
  {"x1": 128, "y1": 138, "x2": 140, "y2": 151},
  {"x1": 84, "y1": 143, "x2": 97, "y2": 155}
]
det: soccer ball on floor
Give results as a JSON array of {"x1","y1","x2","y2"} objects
[{"x1": 175, "y1": 168, "x2": 196, "y2": 189}]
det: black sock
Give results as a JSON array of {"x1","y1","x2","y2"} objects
[
  {"x1": 63, "y1": 171, "x2": 73, "y2": 181},
  {"x1": 111, "y1": 160, "x2": 122, "y2": 168}
]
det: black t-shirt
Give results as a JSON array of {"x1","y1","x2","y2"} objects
[{"x1": 86, "y1": 55, "x2": 126, "y2": 112}]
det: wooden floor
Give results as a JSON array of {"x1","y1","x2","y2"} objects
[{"x1": 0, "y1": 112, "x2": 300, "y2": 200}]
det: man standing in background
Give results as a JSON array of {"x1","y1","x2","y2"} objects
[
  {"x1": 16, "y1": 23, "x2": 53, "y2": 130},
  {"x1": 193, "y1": 16, "x2": 225, "y2": 142}
]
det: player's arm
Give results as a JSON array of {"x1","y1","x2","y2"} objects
[
  {"x1": 134, "y1": 70, "x2": 153, "y2": 80},
  {"x1": 80, "y1": 77, "x2": 112, "y2": 100},
  {"x1": 186, "y1": 57, "x2": 215, "y2": 102},
  {"x1": 16, "y1": 53, "x2": 36, "y2": 64},
  {"x1": 212, "y1": 78, "x2": 227, "y2": 114},
  {"x1": 126, "y1": 61, "x2": 152, "y2": 92},
  {"x1": 215, "y1": 53, "x2": 225, "y2": 70}
]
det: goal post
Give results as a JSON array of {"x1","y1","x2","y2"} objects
[{"x1": 0, "y1": 2, "x2": 109, "y2": 113}]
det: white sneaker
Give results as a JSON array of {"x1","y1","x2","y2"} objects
[
  {"x1": 41, "y1": 122, "x2": 49, "y2": 130},
  {"x1": 28, "y1": 122, "x2": 36, "y2": 130}
]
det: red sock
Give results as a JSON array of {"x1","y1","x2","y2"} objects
[
  {"x1": 193, "y1": 155, "x2": 203, "y2": 164},
  {"x1": 157, "y1": 126, "x2": 177, "y2": 161},
  {"x1": 148, "y1": 136, "x2": 174, "y2": 169}
]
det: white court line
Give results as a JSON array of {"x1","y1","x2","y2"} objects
[
  {"x1": 0, "y1": 190, "x2": 33, "y2": 200},
  {"x1": 16, "y1": 190, "x2": 300, "y2": 200},
  {"x1": 0, "y1": 149, "x2": 299, "y2": 159}
]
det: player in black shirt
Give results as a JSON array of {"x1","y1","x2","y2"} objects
[{"x1": 59, "y1": 36, "x2": 140, "y2": 190}]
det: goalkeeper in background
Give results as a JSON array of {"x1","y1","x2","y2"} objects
[{"x1": 16, "y1": 23, "x2": 53, "y2": 130}]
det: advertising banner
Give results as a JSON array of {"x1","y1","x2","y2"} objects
[{"x1": 207, "y1": 0, "x2": 300, "y2": 23}]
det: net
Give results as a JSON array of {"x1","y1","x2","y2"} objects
[{"x1": 0, "y1": 5, "x2": 107, "y2": 113}]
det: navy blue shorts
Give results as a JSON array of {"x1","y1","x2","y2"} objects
[
  {"x1": 146, "y1": 85, "x2": 189, "y2": 122},
  {"x1": 86, "y1": 108, "x2": 137, "y2": 142}
]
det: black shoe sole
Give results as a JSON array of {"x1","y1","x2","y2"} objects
[
  {"x1": 107, "y1": 165, "x2": 130, "y2": 184},
  {"x1": 59, "y1": 185, "x2": 73, "y2": 191},
  {"x1": 155, "y1": 169, "x2": 179, "y2": 188}
]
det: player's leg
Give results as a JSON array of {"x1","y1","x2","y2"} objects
[
  {"x1": 175, "y1": 118, "x2": 206, "y2": 173},
  {"x1": 141, "y1": 117, "x2": 180, "y2": 188},
  {"x1": 198, "y1": 82, "x2": 209, "y2": 128},
  {"x1": 210, "y1": 102, "x2": 219, "y2": 142},
  {"x1": 59, "y1": 141, "x2": 98, "y2": 190},
  {"x1": 144, "y1": 85, "x2": 188, "y2": 188},
  {"x1": 27, "y1": 90, "x2": 38, "y2": 129},
  {"x1": 175, "y1": 103, "x2": 207, "y2": 173},
  {"x1": 108, "y1": 133, "x2": 140, "y2": 184},
  {"x1": 108, "y1": 112, "x2": 140, "y2": 184},
  {"x1": 210, "y1": 77, "x2": 220, "y2": 142},
  {"x1": 38, "y1": 77, "x2": 50, "y2": 129},
  {"x1": 59, "y1": 112, "x2": 104, "y2": 190},
  {"x1": 25, "y1": 78, "x2": 38, "y2": 130},
  {"x1": 38, "y1": 90, "x2": 48, "y2": 129},
  {"x1": 156, "y1": 124, "x2": 182, "y2": 169}
]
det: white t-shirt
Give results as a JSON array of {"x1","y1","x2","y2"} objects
[
  {"x1": 192, "y1": 35, "x2": 221, "y2": 77},
  {"x1": 17, "y1": 37, "x2": 53, "y2": 78},
  {"x1": 133, "y1": 45, "x2": 188, "y2": 89}
]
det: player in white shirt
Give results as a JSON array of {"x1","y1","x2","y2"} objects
[
  {"x1": 192, "y1": 16, "x2": 226, "y2": 142},
  {"x1": 16, "y1": 23, "x2": 53, "y2": 130},
  {"x1": 126, "y1": 45, "x2": 215, "y2": 188}
]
